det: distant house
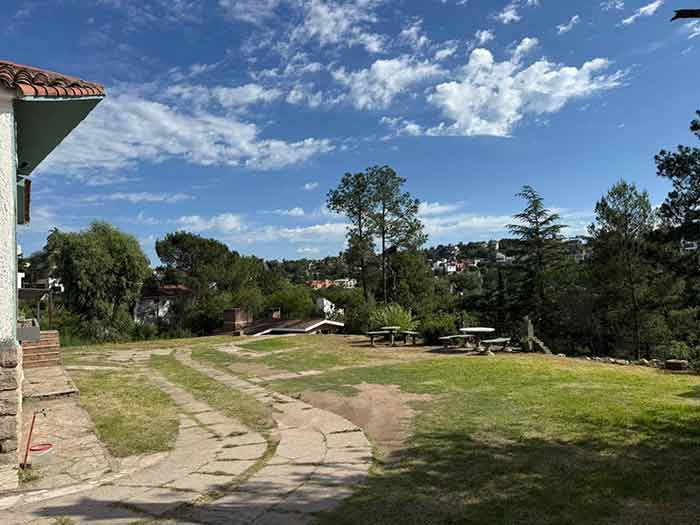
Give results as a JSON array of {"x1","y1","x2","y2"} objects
[
  {"x1": 134, "y1": 284, "x2": 192, "y2": 325},
  {"x1": 333, "y1": 278, "x2": 357, "y2": 289},
  {"x1": 307, "y1": 278, "x2": 357, "y2": 290},
  {"x1": 307, "y1": 279, "x2": 334, "y2": 290}
]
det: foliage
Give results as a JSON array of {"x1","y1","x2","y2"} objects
[
  {"x1": 508, "y1": 185, "x2": 567, "y2": 327},
  {"x1": 47, "y1": 222, "x2": 150, "y2": 338},
  {"x1": 264, "y1": 282, "x2": 318, "y2": 319},
  {"x1": 419, "y1": 313, "x2": 457, "y2": 344},
  {"x1": 369, "y1": 304, "x2": 416, "y2": 331}
]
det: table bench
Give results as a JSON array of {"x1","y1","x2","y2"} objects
[
  {"x1": 367, "y1": 331, "x2": 390, "y2": 346},
  {"x1": 398, "y1": 330, "x2": 420, "y2": 345},
  {"x1": 439, "y1": 334, "x2": 474, "y2": 350},
  {"x1": 482, "y1": 337, "x2": 511, "y2": 352}
]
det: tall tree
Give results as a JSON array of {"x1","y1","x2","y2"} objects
[
  {"x1": 589, "y1": 180, "x2": 655, "y2": 360},
  {"x1": 655, "y1": 110, "x2": 700, "y2": 239},
  {"x1": 47, "y1": 222, "x2": 150, "y2": 324},
  {"x1": 368, "y1": 166, "x2": 426, "y2": 303},
  {"x1": 327, "y1": 171, "x2": 376, "y2": 300},
  {"x1": 508, "y1": 185, "x2": 566, "y2": 326}
]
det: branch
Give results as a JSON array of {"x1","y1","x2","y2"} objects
[{"x1": 671, "y1": 9, "x2": 700, "y2": 20}]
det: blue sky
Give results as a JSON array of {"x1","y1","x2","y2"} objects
[{"x1": 8, "y1": 0, "x2": 700, "y2": 262}]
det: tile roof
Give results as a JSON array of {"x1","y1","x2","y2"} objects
[{"x1": 0, "y1": 60, "x2": 105, "y2": 99}]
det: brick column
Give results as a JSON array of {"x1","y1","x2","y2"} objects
[{"x1": 0, "y1": 88, "x2": 20, "y2": 491}]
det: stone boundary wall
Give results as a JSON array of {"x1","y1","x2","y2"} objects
[{"x1": 0, "y1": 341, "x2": 22, "y2": 490}]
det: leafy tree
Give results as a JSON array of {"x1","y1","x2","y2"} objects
[
  {"x1": 327, "y1": 171, "x2": 375, "y2": 300},
  {"x1": 508, "y1": 185, "x2": 566, "y2": 327},
  {"x1": 368, "y1": 166, "x2": 426, "y2": 303},
  {"x1": 589, "y1": 180, "x2": 655, "y2": 359},
  {"x1": 655, "y1": 110, "x2": 700, "y2": 239},
  {"x1": 47, "y1": 222, "x2": 150, "y2": 327}
]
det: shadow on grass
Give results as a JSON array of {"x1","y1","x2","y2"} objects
[
  {"x1": 29, "y1": 423, "x2": 700, "y2": 525},
  {"x1": 678, "y1": 385, "x2": 700, "y2": 400}
]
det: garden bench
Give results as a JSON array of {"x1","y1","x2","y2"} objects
[
  {"x1": 439, "y1": 334, "x2": 474, "y2": 350},
  {"x1": 367, "y1": 331, "x2": 390, "y2": 346},
  {"x1": 482, "y1": 337, "x2": 511, "y2": 352},
  {"x1": 398, "y1": 330, "x2": 420, "y2": 345}
]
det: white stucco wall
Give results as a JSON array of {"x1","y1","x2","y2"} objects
[{"x1": 0, "y1": 88, "x2": 17, "y2": 344}]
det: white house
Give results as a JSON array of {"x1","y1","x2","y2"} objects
[{"x1": 0, "y1": 60, "x2": 104, "y2": 490}]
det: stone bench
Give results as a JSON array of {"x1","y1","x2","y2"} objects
[
  {"x1": 367, "y1": 331, "x2": 390, "y2": 346},
  {"x1": 439, "y1": 334, "x2": 474, "y2": 350},
  {"x1": 482, "y1": 337, "x2": 511, "y2": 352}
]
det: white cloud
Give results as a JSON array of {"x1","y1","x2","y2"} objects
[
  {"x1": 434, "y1": 46, "x2": 458, "y2": 61},
  {"x1": 176, "y1": 213, "x2": 245, "y2": 233},
  {"x1": 601, "y1": 0, "x2": 625, "y2": 10},
  {"x1": 42, "y1": 91, "x2": 334, "y2": 177},
  {"x1": 557, "y1": 15, "x2": 581, "y2": 35},
  {"x1": 219, "y1": 0, "x2": 281, "y2": 24},
  {"x1": 270, "y1": 207, "x2": 306, "y2": 216},
  {"x1": 474, "y1": 29, "x2": 495, "y2": 46},
  {"x1": 232, "y1": 222, "x2": 348, "y2": 244},
  {"x1": 621, "y1": 1, "x2": 663, "y2": 25},
  {"x1": 400, "y1": 19, "x2": 431, "y2": 50},
  {"x1": 84, "y1": 192, "x2": 194, "y2": 204},
  {"x1": 292, "y1": 0, "x2": 386, "y2": 53},
  {"x1": 496, "y1": 3, "x2": 521, "y2": 24},
  {"x1": 333, "y1": 56, "x2": 444, "y2": 110},
  {"x1": 686, "y1": 21, "x2": 700, "y2": 39},
  {"x1": 303, "y1": 182, "x2": 320, "y2": 191},
  {"x1": 165, "y1": 83, "x2": 283, "y2": 109},
  {"x1": 418, "y1": 201, "x2": 464, "y2": 216},
  {"x1": 426, "y1": 43, "x2": 625, "y2": 137}
]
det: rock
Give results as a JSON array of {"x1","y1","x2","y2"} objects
[
  {"x1": 482, "y1": 350, "x2": 495, "y2": 357},
  {"x1": 638, "y1": 359, "x2": 650, "y2": 367},
  {"x1": 607, "y1": 357, "x2": 616, "y2": 364},
  {"x1": 665, "y1": 359, "x2": 690, "y2": 371},
  {"x1": 556, "y1": 353, "x2": 566, "y2": 358}
]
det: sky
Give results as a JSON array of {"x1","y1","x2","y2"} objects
[{"x1": 6, "y1": 0, "x2": 700, "y2": 263}]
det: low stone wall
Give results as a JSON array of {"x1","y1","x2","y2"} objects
[{"x1": 0, "y1": 340, "x2": 22, "y2": 490}]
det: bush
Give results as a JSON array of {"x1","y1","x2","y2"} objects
[
  {"x1": 369, "y1": 304, "x2": 416, "y2": 331},
  {"x1": 419, "y1": 314, "x2": 457, "y2": 345}
]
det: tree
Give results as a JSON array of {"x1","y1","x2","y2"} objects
[
  {"x1": 368, "y1": 166, "x2": 426, "y2": 303},
  {"x1": 589, "y1": 180, "x2": 655, "y2": 360},
  {"x1": 47, "y1": 222, "x2": 150, "y2": 326},
  {"x1": 327, "y1": 171, "x2": 375, "y2": 301},
  {"x1": 655, "y1": 110, "x2": 700, "y2": 239},
  {"x1": 508, "y1": 185, "x2": 566, "y2": 327}
]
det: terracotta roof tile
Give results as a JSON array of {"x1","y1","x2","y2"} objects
[{"x1": 0, "y1": 60, "x2": 105, "y2": 99}]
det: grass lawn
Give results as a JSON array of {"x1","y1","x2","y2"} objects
[
  {"x1": 237, "y1": 336, "x2": 311, "y2": 352},
  {"x1": 72, "y1": 370, "x2": 179, "y2": 457},
  {"x1": 150, "y1": 353, "x2": 275, "y2": 434},
  {"x1": 195, "y1": 335, "x2": 420, "y2": 376},
  {"x1": 267, "y1": 354, "x2": 700, "y2": 524}
]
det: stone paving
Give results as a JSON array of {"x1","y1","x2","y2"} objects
[
  {"x1": 1, "y1": 349, "x2": 373, "y2": 524},
  {"x1": 19, "y1": 398, "x2": 115, "y2": 490},
  {"x1": 23, "y1": 367, "x2": 78, "y2": 400}
]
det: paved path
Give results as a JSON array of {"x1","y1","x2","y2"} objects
[
  {"x1": 173, "y1": 350, "x2": 372, "y2": 525},
  {"x1": 2, "y1": 352, "x2": 372, "y2": 524}
]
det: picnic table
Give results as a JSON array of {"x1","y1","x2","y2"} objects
[
  {"x1": 459, "y1": 327, "x2": 495, "y2": 350},
  {"x1": 439, "y1": 334, "x2": 474, "y2": 350},
  {"x1": 380, "y1": 326, "x2": 401, "y2": 346}
]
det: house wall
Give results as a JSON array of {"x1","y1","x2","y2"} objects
[{"x1": 0, "y1": 88, "x2": 21, "y2": 491}]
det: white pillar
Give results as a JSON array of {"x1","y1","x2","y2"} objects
[
  {"x1": 0, "y1": 89, "x2": 16, "y2": 341},
  {"x1": 0, "y1": 87, "x2": 20, "y2": 491}
]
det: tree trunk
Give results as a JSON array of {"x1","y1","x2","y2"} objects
[{"x1": 381, "y1": 202, "x2": 387, "y2": 304}]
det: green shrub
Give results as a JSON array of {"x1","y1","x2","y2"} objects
[
  {"x1": 369, "y1": 304, "x2": 416, "y2": 331},
  {"x1": 419, "y1": 314, "x2": 457, "y2": 345}
]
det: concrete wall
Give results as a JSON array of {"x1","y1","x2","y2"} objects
[{"x1": 0, "y1": 88, "x2": 21, "y2": 491}]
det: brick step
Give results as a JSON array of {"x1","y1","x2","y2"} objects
[
  {"x1": 23, "y1": 352, "x2": 61, "y2": 363},
  {"x1": 22, "y1": 343, "x2": 60, "y2": 352},
  {"x1": 24, "y1": 358, "x2": 62, "y2": 369},
  {"x1": 22, "y1": 345, "x2": 60, "y2": 353}
]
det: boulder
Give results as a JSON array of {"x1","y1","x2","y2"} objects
[{"x1": 665, "y1": 359, "x2": 690, "y2": 371}]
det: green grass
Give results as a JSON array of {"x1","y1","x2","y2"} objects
[
  {"x1": 72, "y1": 370, "x2": 179, "y2": 457},
  {"x1": 150, "y1": 353, "x2": 274, "y2": 434},
  {"x1": 267, "y1": 355, "x2": 700, "y2": 524},
  {"x1": 238, "y1": 336, "x2": 313, "y2": 352}
]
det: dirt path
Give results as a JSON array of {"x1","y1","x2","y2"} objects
[{"x1": 302, "y1": 384, "x2": 431, "y2": 459}]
